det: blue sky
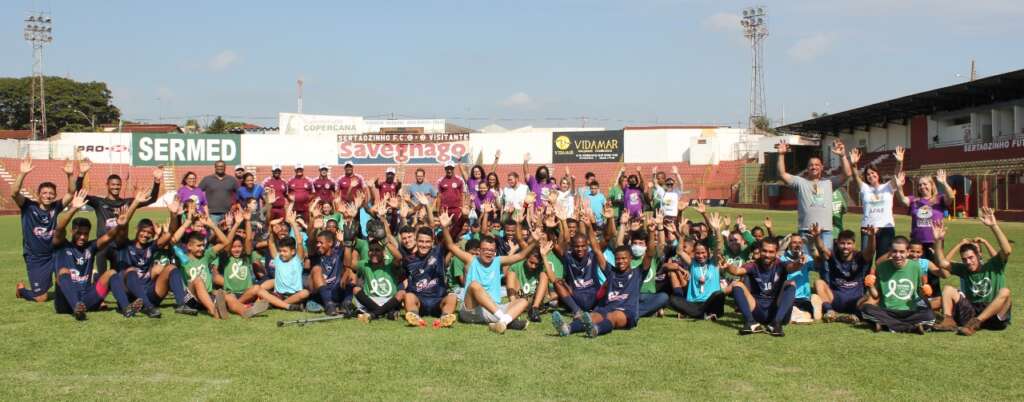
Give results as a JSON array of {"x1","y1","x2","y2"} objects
[{"x1": 2, "y1": 0, "x2": 1021, "y2": 129}]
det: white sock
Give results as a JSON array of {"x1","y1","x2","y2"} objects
[{"x1": 496, "y1": 312, "x2": 512, "y2": 325}]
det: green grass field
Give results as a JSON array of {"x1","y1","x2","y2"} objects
[{"x1": 1, "y1": 207, "x2": 1021, "y2": 401}]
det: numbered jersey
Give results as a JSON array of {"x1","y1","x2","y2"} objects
[
  {"x1": 115, "y1": 242, "x2": 161, "y2": 278},
  {"x1": 358, "y1": 261, "x2": 402, "y2": 298},
  {"x1": 173, "y1": 245, "x2": 216, "y2": 292}
]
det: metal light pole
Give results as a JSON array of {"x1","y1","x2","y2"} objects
[
  {"x1": 740, "y1": 6, "x2": 768, "y2": 130},
  {"x1": 71, "y1": 108, "x2": 96, "y2": 131},
  {"x1": 24, "y1": 12, "x2": 53, "y2": 140}
]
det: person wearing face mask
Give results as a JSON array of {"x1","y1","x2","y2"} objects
[
  {"x1": 523, "y1": 153, "x2": 557, "y2": 209},
  {"x1": 859, "y1": 237, "x2": 936, "y2": 334},
  {"x1": 932, "y1": 208, "x2": 1013, "y2": 335},
  {"x1": 622, "y1": 167, "x2": 647, "y2": 219},
  {"x1": 776, "y1": 139, "x2": 852, "y2": 252}
]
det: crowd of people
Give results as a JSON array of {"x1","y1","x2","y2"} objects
[{"x1": 12, "y1": 143, "x2": 1012, "y2": 337}]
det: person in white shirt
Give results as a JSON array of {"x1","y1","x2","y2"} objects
[
  {"x1": 502, "y1": 172, "x2": 529, "y2": 210},
  {"x1": 848, "y1": 146, "x2": 902, "y2": 259}
]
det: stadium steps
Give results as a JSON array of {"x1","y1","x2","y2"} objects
[{"x1": 0, "y1": 162, "x2": 34, "y2": 203}]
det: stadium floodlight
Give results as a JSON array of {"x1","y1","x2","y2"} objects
[
  {"x1": 24, "y1": 11, "x2": 53, "y2": 140},
  {"x1": 740, "y1": 6, "x2": 768, "y2": 131}
]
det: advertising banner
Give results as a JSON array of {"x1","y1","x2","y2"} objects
[
  {"x1": 552, "y1": 130, "x2": 623, "y2": 163},
  {"x1": 279, "y1": 113, "x2": 365, "y2": 135},
  {"x1": 52, "y1": 132, "x2": 133, "y2": 164},
  {"x1": 132, "y1": 133, "x2": 241, "y2": 166},
  {"x1": 337, "y1": 132, "x2": 470, "y2": 164}
]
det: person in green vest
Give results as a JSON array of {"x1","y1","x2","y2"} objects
[
  {"x1": 170, "y1": 212, "x2": 235, "y2": 319},
  {"x1": 832, "y1": 188, "x2": 847, "y2": 233},
  {"x1": 213, "y1": 208, "x2": 269, "y2": 318},
  {"x1": 932, "y1": 208, "x2": 1013, "y2": 335},
  {"x1": 859, "y1": 236, "x2": 935, "y2": 334},
  {"x1": 354, "y1": 243, "x2": 406, "y2": 323},
  {"x1": 607, "y1": 166, "x2": 626, "y2": 221}
]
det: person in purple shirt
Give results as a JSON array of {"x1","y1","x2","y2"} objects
[
  {"x1": 522, "y1": 153, "x2": 557, "y2": 208},
  {"x1": 176, "y1": 171, "x2": 207, "y2": 213},
  {"x1": 470, "y1": 181, "x2": 497, "y2": 214},
  {"x1": 622, "y1": 169, "x2": 647, "y2": 218},
  {"x1": 894, "y1": 168, "x2": 953, "y2": 294}
]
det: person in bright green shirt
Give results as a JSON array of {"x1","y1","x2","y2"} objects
[
  {"x1": 212, "y1": 210, "x2": 269, "y2": 318},
  {"x1": 608, "y1": 168, "x2": 626, "y2": 221},
  {"x1": 933, "y1": 207, "x2": 1013, "y2": 335},
  {"x1": 508, "y1": 247, "x2": 552, "y2": 323},
  {"x1": 353, "y1": 243, "x2": 406, "y2": 322},
  {"x1": 832, "y1": 189, "x2": 847, "y2": 232},
  {"x1": 170, "y1": 213, "x2": 233, "y2": 320},
  {"x1": 447, "y1": 239, "x2": 478, "y2": 297},
  {"x1": 859, "y1": 237, "x2": 934, "y2": 333}
]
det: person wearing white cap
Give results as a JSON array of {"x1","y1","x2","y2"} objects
[
  {"x1": 337, "y1": 160, "x2": 364, "y2": 203},
  {"x1": 234, "y1": 165, "x2": 246, "y2": 182},
  {"x1": 436, "y1": 159, "x2": 466, "y2": 235},
  {"x1": 374, "y1": 165, "x2": 403, "y2": 201},
  {"x1": 313, "y1": 163, "x2": 336, "y2": 203},
  {"x1": 262, "y1": 164, "x2": 288, "y2": 219},
  {"x1": 288, "y1": 163, "x2": 314, "y2": 223}
]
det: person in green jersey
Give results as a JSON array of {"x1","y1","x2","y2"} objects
[
  {"x1": 507, "y1": 244, "x2": 554, "y2": 323},
  {"x1": 447, "y1": 239, "x2": 477, "y2": 298},
  {"x1": 608, "y1": 166, "x2": 626, "y2": 220},
  {"x1": 170, "y1": 212, "x2": 234, "y2": 319},
  {"x1": 832, "y1": 188, "x2": 847, "y2": 232},
  {"x1": 859, "y1": 236, "x2": 934, "y2": 334},
  {"x1": 354, "y1": 243, "x2": 406, "y2": 323},
  {"x1": 932, "y1": 208, "x2": 1013, "y2": 335},
  {"x1": 212, "y1": 208, "x2": 269, "y2": 318}
]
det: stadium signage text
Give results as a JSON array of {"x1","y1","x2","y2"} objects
[
  {"x1": 132, "y1": 133, "x2": 241, "y2": 166},
  {"x1": 963, "y1": 138, "x2": 1024, "y2": 152},
  {"x1": 552, "y1": 130, "x2": 624, "y2": 163},
  {"x1": 338, "y1": 133, "x2": 469, "y2": 164}
]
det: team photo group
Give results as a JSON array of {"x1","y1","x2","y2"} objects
[{"x1": 12, "y1": 140, "x2": 1012, "y2": 338}]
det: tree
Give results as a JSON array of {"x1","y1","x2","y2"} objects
[
  {"x1": 752, "y1": 115, "x2": 776, "y2": 135},
  {"x1": 811, "y1": 112, "x2": 830, "y2": 118},
  {"x1": 184, "y1": 119, "x2": 201, "y2": 133},
  {"x1": 0, "y1": 76, "x2": 120, "y2": 136},
  {"x1": 205, "y1": 116, "x2": 228, "y2": 133}
]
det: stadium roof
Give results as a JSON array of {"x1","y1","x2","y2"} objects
[{"x1": 777, "y1": 68, "x2": 1024, "y2": 136}]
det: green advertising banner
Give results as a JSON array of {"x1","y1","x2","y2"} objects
[{"x1": 132, "y1": 133, "x2": 241, "y2": 166}]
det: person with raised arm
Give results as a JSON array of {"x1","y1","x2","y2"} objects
[
  {"x1": 848, "y1": 146, "x2": 902, "y2": 258},
  {"x1": 13, "y1": 157, "x2": 77, "y2": 302},
  {"x1": 776, "y1": 139, "x2": 851, "y2": 249}
]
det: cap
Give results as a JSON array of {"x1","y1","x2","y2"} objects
[
  {"x1": 319, "y1": 163, "x2": 330, "y2": 171},
  {"x1": 444, "y1": 160, "x2": 456, "y2": 168},
  {"x1": 385, "y1": 167, "x2": 396, "y2": 174},
  {"x1": 271, "y1": 164, "x2": 282, "y2": 171},
  {"x1": 294, "y1": 163, "x2": 304, "y2": 170},
  {"x1": 234, "y1": 165, "x2": 245, "y2": 171},
  {"x1": 343, "y1": 160, "x2": 354, "y2": 167}
]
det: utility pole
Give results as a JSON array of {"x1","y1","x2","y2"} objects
[
  {"x1": 297, "y1": 78, "x2": 304, "y2": 114},
  {"x1": 24, "y1": 12, "x2": 53, "y2": 140}
]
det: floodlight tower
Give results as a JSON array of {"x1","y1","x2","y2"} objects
[
  {"x1": 740, "y1": 6, "x2": 768, "y2": 130},
  {"x1": 24, "y1": 12, "x2": 53, "y2": 140}
]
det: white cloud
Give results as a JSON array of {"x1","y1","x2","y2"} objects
[
  {"x1": 788, "y1": 33, "x2": 834, "y2": 62},
  {"x1": 208, "y1": 50, "x2": 238, "y2": 72},
  {"x1": 500, "y1": 92, "x2": 532, "y2": 107},
  {"x1": 704, "y1": 12, "x2": 742, "y2": 33}
]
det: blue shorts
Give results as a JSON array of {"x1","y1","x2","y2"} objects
[
  {"x1": 131, "y1": 279, "x2": 162, "y2": 306},
  {"x1": 594, "y1": 306, "x2": 637, "y2": 329},
  {"x1": 832, "y1": 287, "x2": 863, "y2": 314},
  {"x1": 752, "y1": 297, "x2": 789, "y2": 324},
  {"x1": 25, "y1": 257, "x2": 54, "y2": 295},
  {"x1": 572, "y1": 288, "x2": 598, "y2": 312},
  {"x1": 54, "y1": 287, "x2": 105, "y2": 314},
  {"x1": 418, "y1": 294, "x2": 444, "y2": 317}
]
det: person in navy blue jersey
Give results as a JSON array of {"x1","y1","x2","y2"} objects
[
  {"x1": 726, "y1": 237, "x2": 804, "y2": 337},
  {"x1": 14, "y1": 157, "x2": 77, "y2": 302}
]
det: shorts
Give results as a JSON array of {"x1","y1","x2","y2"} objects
[
  {"x1": 355, "y1": 295, "x2": 392, "y2": 313},
  {"x1": 954, "y1": 292, "x2": 1012, "y2": 330},
  {"x1": 752, "y1": 298, "x2": 790, "y2": 324},
  {"x1": 54, "y1": 287, "x2": 105, "y2": 314},
  {"x1": 418, "y1": 295, "x2": 444, "y2": 317},
  {"x1": 831, "y1": 287, "x2": 863, "y2": 314},
  {"x1": 594, "y1": 306, "x2": 637, "y2": 329},
  {"x1": 459, "y1": 303, "x2": 510, "y2": 324},
  {"x1": 25, "y1": 258, "x2": 54, "y2": 296},
  {"x1": 571, "y1": 288, "x2": 598, "y2": 312},
  {"x1": 274, "y1": 291, "x2": 298, "y2": 300},
  {"x1": 794, "y1": 298, "x2": 814, "y2": 314}
]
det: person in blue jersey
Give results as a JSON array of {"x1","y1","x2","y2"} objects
[
  {"x1": 549, "y1": 205, "x2": 607, "y2": 319},
  {"x1": 779, "y1": 231, "x2": 823, "y2": 323},
  {"x1": 726, "y1": 237, "x2": 803, "y2": 337},
  {"x1": 440, "y1": 210, "x2": 541, "y2": 334},
  {"x1": 310, "y1": 227, "x2": 349, "y2": 317},
  {"x1": 14, "y1": 157, "x2": 77, "y2": 302},
  {"x1": 391, "y1": 225, "x2": 459, "y2": 328},
  {"x1": 812, "y1": 227, "x2": 875, "y2": 324},
  {"x1": 51, "y1": 190, "x2": 132, "y2": 320},
  {"x1": 105, "y1": 190, "x2": 177, "y2": 318},
  {"x1": 551, "y1": 222, "x2": 656, "y2": 338}
]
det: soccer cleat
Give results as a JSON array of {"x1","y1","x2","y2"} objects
[
  {"x1": 357, "y1": 313, "x2": 371, "y2": 324},
  {"x1": 305, "y1": 299, "x2": 324, "y2": 313},
  {"x1": 507, "y1": 319, "x2": 529, "y2": 331},
  {"x1": 432, "y1": 319, "x2": 442, "y2": 329},
  {"x1": 872, "y1": 322, "x2": 883, "y2": 333},
  {"x1": 15, "y1": 282, "x2": 25, "y2": 299},
  {"x1": 242, "y1": 300, "x2": 269, "y2": 319},
  {"x1": 73, "y1": 302, "x2": 88, "y2": 321},
  {"x1": 823, "y1": 310, "x2": 838, "y2": 323},
  {"x1": 142, "y1": 306, "x2": 162, "y2": 319},
  {"x1": 439, "y1": 313, "x2": 457, "y2": 328},
  {"x1": 488, "y1": 321, "x2": 508, "y2": 334},
  {"x1": 286, "y1": 303, "x2": 304, "y2": 311},
  {"x1": 933, "y1": 316, "x2": 957, "y2": 332},
  {"x1": 551, "y1": 311, "x2": 570, "y2": 337},
  {"x1": 174, "y1": 304, "x2": 199, "y2": 316},
  {"x1": 913, "y1": 323, "x2": 927, "y2": 335},
  {"x1": 580, "y1": 312, "x2": 594, "y2": 336},
  {"x1": 656, "y1": 308, "x2": 665, "y2": 318},
  {"x1": 324, "y1": 302, "x2": 338, "y2": 317},
  {"x1": 342, "y1": 306, "x2": 358, "y2": 319},
  {"x1": 957, "y1": 318, "x2": 981, "y2": 336},
  {"x1": 213, "y1": 290, "x2": 229, "y2": 320},
  {"x1": 584, "y1": 324, "x2": 599, "y2": 338},
  {"x1": 739, "y1": 323, "x2": 762, "y2": 335},
  {"x1": 386, "y1": 310, "x2": 400, "y2": 321},
  {"x1": 123, "y1": 298, "x2": 144, "y2": 318},
  {"x1": 704, "y1": 313, "x2": 718, "y2": 321},
  {"x1": 837, "y1": 314, "x2": 860, "y2": 324},
  {"x1": 405, "y1": 312, "x2": 425, "y2": 327},
  {"x1": 769, "y1": 322, "x2": 785, "y2": 337},
  {"x1": 527, "y1": 307, "x2": 542, "y2": 323}
]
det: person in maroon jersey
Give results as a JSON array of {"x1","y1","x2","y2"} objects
[
  {"x1": 337, "y1": 160, "x2": 365, "y2": 203},
  {"x1": 313, "y1": 163, "x2": 336, "y2": 203},
  {"x1": 288, "y1": 164, "x2": 314, "y2": 223},
  {"x1": 262, "y1": 164, "x2": 288, "y2": 219},
  {"x1": 375, "y1": 166, "x2": 403, "y2": 201},
  {"x1": 437, "y1": 160, "x2": 466, "y2": 236}
]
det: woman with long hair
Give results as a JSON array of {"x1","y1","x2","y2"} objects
[
  {"x1": 176, "y1": 171, "x2": 207, "y2": 213},
  {"x1": 848, "y1": 146, "x2": 902, "y2": 258}
]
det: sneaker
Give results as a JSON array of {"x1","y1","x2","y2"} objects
[
  {"x1": 933, "y1": 316, "x2": 958, "y2": 332},
  {"x1": 386, "y1": 310, "x2": 400, "y2": 321},
  {"x1": 584, "y1": 324, "x2": 599, "y2": 338},
  {"x1": 174, "y1": 304, "x2": 199, "y2": 316},
  {"x1": 656, "y1": 308, "x2": 664, "y2": 318},
  {"x1": 405, "y1": 312, "x2": 425, "y2": 327},
  {"x1": 957, "y1": 318, "x2": 981, "y2": 336},
  {"x1": 324, "y1": 302, "x2": 338, "y2": 317},
  {"x1": 507, "y1": 319, "x2": 529, "y2": 331},
  {"x1": 439, "y1": 313, "x2": 457, "y2": 328},
  {"x1": 142, "y1": 306, "x2": 162, "y2": 319},
  {"x1": 703, "y1": 313, "x2": 718, "y2": 321},
  {"x1": 15, "y1": 281, "x2": 25, "y2": 299},
  {"x1": 488, "y1": 321, "x2": 508, "y2": 334},
  {"x1": 73, "y1": 302, "x2": 87, "y2": 321},
  {"x1": 913, "y1": 323, "x2": 927, "y2": 335},
  {"x1": 527, "y1": 307, "x2": 542, "y2": 323},
  {"x1": 580, "y1": 311, "x2": 594, "y2": 336},
  {"x1": 551, "y1": 311, "x2": 570, "y2": 337},
  {"x1": 242, "y1": 300, "x2": 269, "y2": 318},
  {"x1": 305, "y1": 299, "x2": 324, "y2": 313},
  {"x1": 342, "y1": 306, "x2": 358, "y2": 318},
  {"x1": 872, "y1": 322, "x2": 883, "y2": 333},
  {"x1": 286, "y1": 303, "x2": 304, "y2": 312},
  {"x1": 739, "y1": 323, "x2": 762, "y2": 335},
  {"x1": 357, "y1": 313, "x2": 371, "y2": 324},
  {"x1": 122, "y1": 298, "x2": 144, "y2": 318},
  {"x1": 837, "y1": 314, "x2": 860, "y2": 324},
  {"x1": 213, "y1": 290, "x2": 229, "y2": 319},
  {"x1": 823, "y1": 310, "x2": 838, "y2": 323},
  {"x1": 769, "y1": 322, "x2": 785, "y2": 337}
]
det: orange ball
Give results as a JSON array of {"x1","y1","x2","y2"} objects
[
  {"x1": 864, "y1": 275, "x2": 876, "y2": 287},
  {"x1": 922, "y1": 284, "x2": 933, "y2": 297}
]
